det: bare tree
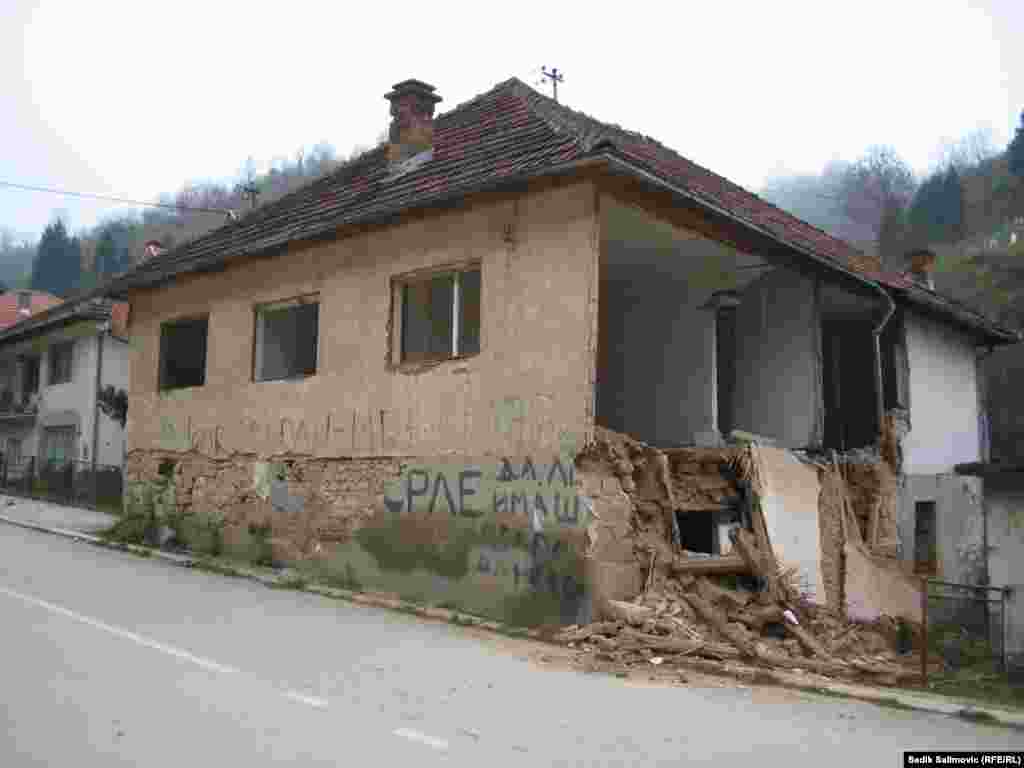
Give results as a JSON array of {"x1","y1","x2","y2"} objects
[
  {"x1": 932, "y1": 126, "x2": 1000, "y2": 173},
  {"x1": 838, "y1": 146, "x2": 917, "y2": 232}
]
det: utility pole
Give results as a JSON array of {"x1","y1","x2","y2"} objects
[{"x1": 540, "y1": 66, "x2": 564, "y2": 102}]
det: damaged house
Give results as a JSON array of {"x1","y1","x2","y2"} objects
[{"x1": 92, "y1": 78, "x2": 1018, "y2": 644}]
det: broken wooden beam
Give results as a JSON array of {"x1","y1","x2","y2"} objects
[
  {"x1": 668, "y1": 554, "x2": 750, "y2": 576},
  {"x1": 696, "y1": 577, "x2": 752, "y2": 609},
  {"x1": 728, "y1": 604, "x2": 785, "y2": 632},
  {"x1": 783, "y1": 618, "x2": 832, "y2": 659}
]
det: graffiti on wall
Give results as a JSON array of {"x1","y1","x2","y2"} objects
[
  {"x1": 156, "y1": 395, "x2": 582, "y2": 458},
  {"x1": 382, "y1": 456, "x2": 591, "y2": 531}
]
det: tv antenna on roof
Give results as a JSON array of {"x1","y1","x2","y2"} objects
[{"x1": 539, "y1": 66, "x2": 564, "y2": 102}]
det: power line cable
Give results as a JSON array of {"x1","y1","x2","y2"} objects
[{"x1": 0, "y1": 180, "x2": 235, "y2": 216}]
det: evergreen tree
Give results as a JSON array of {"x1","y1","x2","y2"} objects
[
  {"x1": 907, "y1": 167, "x2": 964, "y2": 246},
  {"x1": 30, "y1": 218, "x2": 81, "y2": 297},
  {"x1": 1009, "y1": 110, "x2": 1024, "y2": 178}
]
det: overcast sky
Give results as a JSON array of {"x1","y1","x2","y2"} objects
[{"x1": 2, "y1": 0, "x2": 1021, "y2": 240}]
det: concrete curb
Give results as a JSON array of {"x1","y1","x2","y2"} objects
[{"x1": 2, "y1": 512, "x2": 1021, "y2": 729}]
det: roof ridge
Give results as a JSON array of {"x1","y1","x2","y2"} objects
[{"x1": 509, "y1": 80, "x2": 874, "y2": 265}]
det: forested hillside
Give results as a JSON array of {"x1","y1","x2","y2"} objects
[
  {"x1": 762, "y1": 115, "x2": 1024, "y2": 462},
  {"x1": 0, "y1": 140, "x2": 369, "y2": 299}
]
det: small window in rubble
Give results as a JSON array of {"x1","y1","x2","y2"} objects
[
  {"x1": 159, "y1": 316, "x2": 208, "y2": 391},
  {"x1": 397, "y1": 266, "x2": 480, "y2": 364},
  {"x1": 253, "y1": 295, "x2": 319, "y2": 382}
]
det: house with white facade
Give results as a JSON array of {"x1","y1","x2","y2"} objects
[{"x1": 0, "y1": 297, "x2": 130, "y2": 491}]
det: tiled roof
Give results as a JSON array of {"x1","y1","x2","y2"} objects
[
  {"x1": 0, "y1": 296, "x2": 125, "y2": 346},
  {"x1": 93, "y1": 77, "x2": 1016, "y2": 343},
  {"x1": 0, "y1": 291, "x2": 63, "y2": 331}
]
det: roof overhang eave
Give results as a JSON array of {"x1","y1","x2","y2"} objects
[
  {"x1": 93, "y1": 154, "x2": 616, "y2": 301},
  {"x1": 596, "y1": 152, "x2": 890, "y2": 306}
]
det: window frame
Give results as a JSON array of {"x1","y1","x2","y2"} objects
[
  {"x1": 48, "y1": 340, "x2": 74, "y2": 386},
  {"x1": 22, "y1": 355, "x2": 40, "y2": 395},
  {"x1": 391, "y1": 262, "x2": 481, "y2": 368},
  {"x1": 158, "y1": 314, "x2": 210, "y2": 392},
  {"x1": 251, "y1": 293, "x2": 320, "y2": 383}
]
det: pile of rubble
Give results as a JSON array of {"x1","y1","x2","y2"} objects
[{"x1": 558, "y1": 547, "x2": 939, "y2": 686}]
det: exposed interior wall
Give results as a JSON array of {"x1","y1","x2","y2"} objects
[
  {"x1": 732, "y1": 269, "x2": 820, "y2": 448},
  {"x1": 750, "y1": 445, "x2": 826, "y2": 604},
  {"x1": 904, "y1": 312, "x2": 982, "y2": 474},
  {"x1": 898, "y1": 474, "x2": 986, "y2": 584},
  {"x1": 597, "y1": 198, "x2": 775, "y2": 447},
  {"x1": 126, "y1": 181, "x2": 599, "y2": 462}
]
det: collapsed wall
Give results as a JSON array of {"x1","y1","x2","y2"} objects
[
  {"x1": 121, "y1": 421, "x2": 918, "y2": 674},
  {"x1": 563, "y1": 429, "x2": 930, "y2": 686}
]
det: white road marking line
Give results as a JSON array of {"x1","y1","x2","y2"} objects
[
  {"x1": 393, "y1": 728, "x2": 450, "y2": 751},
  {"x1": 0, "y1": 584, "x2": 328, "y2": 711},
  {"x1": 283, "y1": 690, "x2": 329, "y2": 709}
]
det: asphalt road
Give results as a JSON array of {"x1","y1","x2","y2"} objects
[{"x1": 0, "y1": 525, "x2": 1019, "y2": 767}]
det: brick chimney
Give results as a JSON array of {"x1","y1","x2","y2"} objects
[
  {"x1": 143, "y1": 239, "x2": 166, "y2": 262},
  {"x1": 384, "y1": 79, "x2": 442, "y2": 164},
  {"x1": 903, "y1": 248, "x2": 936, "y2": 290}
]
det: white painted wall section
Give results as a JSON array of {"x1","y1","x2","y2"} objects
[
  {"x1": 904, "y1": 313, "x2": 981, "y2": 474},
  {"x1": 732, "y1": 269, "x2": 819, "y2": 448},
  {"x1": 751, "y1": 445, "x2": 826, "y2": 605}
]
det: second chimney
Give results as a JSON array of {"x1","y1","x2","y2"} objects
[
  {"x1": 384, "y1": 79, "x2": 442, "y2": 164},
  {"x1": 904, "y1": 248, "x2": 937, "y2": 290}
]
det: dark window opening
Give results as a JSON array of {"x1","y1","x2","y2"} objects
[
  {"x1": 16, "y1": 292, "x2": 30, "y2": 310},
  {"x1": 254, "y1": 297, "x2": 319, "y2": 382},
  {"x1": 914, "y1": 500, "x2": 937, "y2": 576},
  {"x1": 22, "y1": 356, "x2": 40, "y2": 396},
  {"x1": 880, "y1": 312, "x2": 906, "y2": 410},
  {"x1": 822, "y1": 317, "x2": 879, "y2": 451},
  {"x1": 716, "y1": 306, "x2": 737, "y2": 436},
  {"x1": 400, "y1": 267, "x2": 480, "y2": 364},
  {"x1": 49, "y1": 341, "x2": 74, "y2": 385},
  {"x1": 159, "y1": 317, "x2": 208, "y2": 391},
  {"x1": 44, "y1": 426, "x2": 76, "y2": 465},
  {"x1": 675, "y1": 509, "x2": 741, "y2": 556}
]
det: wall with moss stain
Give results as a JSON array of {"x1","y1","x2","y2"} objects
[{"x1": 305, "y1": 454, "x2": 594, "y2": 626}]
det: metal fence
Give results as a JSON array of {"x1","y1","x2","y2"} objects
[
  {"x1": 0, "y1": 456, "x2": 123, "y2": 515},
  {"x1": 923, "y1": 579, "x2": 1017, "y2": 682}
]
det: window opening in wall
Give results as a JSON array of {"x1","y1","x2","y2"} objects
[
  {"x1": 44, "y1": 426, "x2": 76, "y2": 465},
  {"x1": 6, "y1": 437, "x2": 22, "y2": 465},
  {"x1": 715, "y1": 304, "x2": 738, "y2": 436},
  {"x1": 913, "y1": 500, "x2": 938, "y2": 576},
  {"x1": 399, "y1": 266, "x2": 480, "y2": 364},
  {"x1": 822, "y1": 317, "x2": 879, "y2": 451},
  {"x1": 159, "y1": 316, "x2": 208, "y2": 391},
  {"x1": 675, "y1": 509, "x2": 741, "y2": 556},
  {"x1": 880, "y1": 312, "x2": 906, "y2": 410},
  {"x1": 49, "y1": 341, "x2": 74, "y2": 385},
  {"x1": 16, "y1": 291, "x2": 30, "y2": 310},
  {"x1": 253, "y1": 295, "x2": 319, "y2": 382},
  {"x1": 22, "y1": 356, "x2": 40, "y2": 396}
]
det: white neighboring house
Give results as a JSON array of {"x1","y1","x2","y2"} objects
[{"x1": 0, "y1": 297, "x2": 130, "y2": 475}]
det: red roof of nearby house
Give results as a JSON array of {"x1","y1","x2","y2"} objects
[
  {"x1": 91, "y1": 77, "x2": 1017, "y2": 343},
  {"x1": 0, "y1": 290, "x2": 63, "y2": 331}
]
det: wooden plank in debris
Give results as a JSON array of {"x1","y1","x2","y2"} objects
[
  {"x1": 696, "y1": 577, "x2": 752, "y2": 609},
  {"x1": 668, "y1": 554, "x2": 750, "y2": 576},
  {"x1": 783, "y1": 619, "x2": 831, "y2": 659},
  {"x1": 728, "y1": 604, "x2": 785, "y2": 632},
  {"x1": 602, "y1": 600, "x2": 654, "y2": 626}
]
